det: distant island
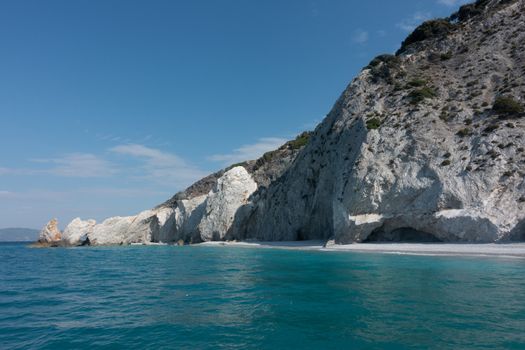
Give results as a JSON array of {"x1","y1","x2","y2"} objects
[{"x1": 0, "y1": 228, "x2": 39, "y2": 242}]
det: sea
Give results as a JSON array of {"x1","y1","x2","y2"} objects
[{"x1": 1, "y1": 242, "x2": 524, "y2": 349}]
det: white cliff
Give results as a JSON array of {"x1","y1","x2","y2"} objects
[
  {"x1": 241, "y1": 0, "x2": 525, "y2": 243},
  {"x1": 41, "y1": 0, "x2": 525, "y2": 246},
  {"x1": 198, "y1": 166, "x2": 257, "y2": 241},
  {"x1": 53, "y1": 166, "x2": 258, "y2": 245}
]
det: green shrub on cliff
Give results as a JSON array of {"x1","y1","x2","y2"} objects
[
  {"x1": 398, "y1": 19, "x2": 455, "y2": 54},
  {"x1": 406, "y1": 78, "x2": 427, "y2": 88},
  {"x1": 366, "y1": 118, "x2": 382, "y2": 130},
  {"x1": 409, "y1": 87, "x2": 437, "y2": 104},
  {"x1": 287, "y1": 132, "x2": 311, "y2": 150},
  {"x1": 492, "y1": 96, "x2": 524, "y2": 115}
]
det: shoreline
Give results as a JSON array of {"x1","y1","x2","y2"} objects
[{"x1": 197, "y1": 240, "x2": 525, "y2": 258}]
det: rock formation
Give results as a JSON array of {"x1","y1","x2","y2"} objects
[
  {"x1": 241, "y1": 0, "x2": 525, "y2": 243},
  {"x1": 39, "y1": 166, "x2": 265, "y2": 246},
  {"x1": 38, "y1": 218, "x2": 62, "y2": 245},
  {"x1": 40, "y1": 0, "x2": 525, "y2": 246},
  {"x1": 198, "y1": 166, "x2": 258, "y2": 241},
  {"x1": 62, "y1": 218, "x2": 95, "y2": 246}
]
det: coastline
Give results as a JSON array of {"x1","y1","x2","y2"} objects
[{"x1": 197, "y1": 240, "x2": 525, "y2": 258}]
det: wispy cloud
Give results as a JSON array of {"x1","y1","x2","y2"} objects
[
  {"x1": 437, "y1": 0, "x2": 470, "y2": 6},
  {"x1": 396, "y1": 11, "x2": 432, "y2": 32},
  {"x1": 110, "y1": 144, "x2": 206, "y2": 187},
  {"x1": 376, "y1": 30, "x2": 387, "y2": 38},
  {"x1": 208, "y1": 137, "x2": 287, "y2": 165},
  {"x1": 0, "y1": 187, "x2": 165, "y2": 201},
  {"x1": 1, "y1": 144, "x2": 204, "y2": 189},
  {"x1": 352, "y1": 29, "x2": 369, "y2": 44},
  {"x1": 1, "y1": 154, "x2": 115, "y2": 178},
  {"x1": 309, "y1": 1, "x2": 319, "y2": 17},
  {"x1": 31, "y1": 153, "x2": 117, "y2": 177}
]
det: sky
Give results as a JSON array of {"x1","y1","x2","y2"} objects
[{"x1": 0, "y1": 0, "x2": 471, "y2": 229}]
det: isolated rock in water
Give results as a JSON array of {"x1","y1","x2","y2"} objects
[
  {"x1": 198, "y1": 166, "x2": 257, "y2": 241},
  {"x1": 38, "y1": 218, "x2": 62, "y2": 243},
  {"x1": 89, "y1": 216, "x2": 135, "y2": 245},
  {"x1": 62, "y1": 218, "x2": 96, "y2": 246}
]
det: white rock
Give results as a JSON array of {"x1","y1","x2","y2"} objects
[
  {"x1": 38, "y1": 218, "x2": 62, "y2": 243},
  {"x1": 174, "y1": 194, "x2": 207, "y2": 243},
  {"x1": 198, "y1": 166, "x2": 257, "y2": 241},
  {"x1": 89, "y1": 216, "x2": 135, "y2": 245},
  {"x1": 243, "y1": 22, "x2": 525, "y2": 243},
  {"x1": 62, "y1": 218, "x2": 96, "y2": 246},
  {"x1": 123, "y1": 207, "x2": 177, "y2": 244}
]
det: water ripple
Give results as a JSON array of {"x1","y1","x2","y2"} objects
[{"x1": 0, "y1": 243, "x2": 524, "y2": 349}]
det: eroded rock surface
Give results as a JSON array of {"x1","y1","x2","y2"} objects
[
  {"x1": 198, "y1": 166, "x2": 258, "y2": 241},
  {"x1": 51, "y1": 167, "x2": 260, "y2": 245},
  {"x1": 240, "y1": 0, "x2": 525, "y2": 243},
  {"x1": 38, "y1": 218, "x2": 62, "y2": 244},
  {"x1": 62, "y1": 218, "x2": 96, "y2": 246}
]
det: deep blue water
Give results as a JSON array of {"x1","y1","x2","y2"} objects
[{"x1": 1, "y1": 242, "x2": 524, "y2": 349}]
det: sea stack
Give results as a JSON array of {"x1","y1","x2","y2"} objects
[{"x1": 38, "y1": 218, "x2": 62, "y2": 246}]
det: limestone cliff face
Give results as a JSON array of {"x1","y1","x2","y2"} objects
[
  {"x1": 241, "y1": 0, "x2": 525, "y2": 243},
  {"x1": 198, "y1": 167, "x2": 258, "y2": 241},
  {"x1": 43, "y1": 167, "x2": 261, "y2": 246},
  {"x1": 41, "y1": 0, "x2": 525, "y2": 246}
]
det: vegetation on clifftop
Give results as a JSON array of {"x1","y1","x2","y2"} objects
[{"x1": 397, "y1": 19, "x2": 455, "y2": 54}]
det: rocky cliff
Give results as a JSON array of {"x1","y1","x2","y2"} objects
[
  {"x1": 39, "y1": 0, "x2": 525, "y2": 246},
  {"x1": 38, "y1": 133, "x2": 310, "y2": 246}
]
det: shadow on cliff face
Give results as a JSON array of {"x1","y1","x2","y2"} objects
[
  {"x1": 506, "y1": 219, "x2": 525, "y2": 242},
  {"x1": 363, "y1": 227, "x2": 443, "y2": 243}
]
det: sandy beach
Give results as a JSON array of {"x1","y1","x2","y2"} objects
[{"x1": 197, "y1": 240, "x2": 525, "y2": 258}]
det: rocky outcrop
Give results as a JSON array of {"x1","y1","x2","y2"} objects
[
  {"x1": 198, "y1": 166, "x2": 257, "y2": 241},
  {"x1": 88, "y1": 216, "x2": 135, "y2": 245},
  {"x1": 52, "y1": 166, "x2": 261, "y2": 246},
  {"x1": 62, "y1": 218, "x2": 96, "y2": 246},
  {"x1": 38, "y1": 218, "x2": 62, "y2": 245},
  {"x1": 42, "y1": 0, "x2": 525, "y2": 246}
]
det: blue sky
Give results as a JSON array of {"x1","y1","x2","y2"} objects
[{"x1": 0, "y1": 0, "x2": 470, "y2": 229}]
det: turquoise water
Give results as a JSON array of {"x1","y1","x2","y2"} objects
[{"x1": 1, "y1": 243, "x2": 524, "y2": 349}]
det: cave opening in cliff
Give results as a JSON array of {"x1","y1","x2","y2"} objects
[{"x1": 364, "y1": 227, "x2": 443, "y2": 243}]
